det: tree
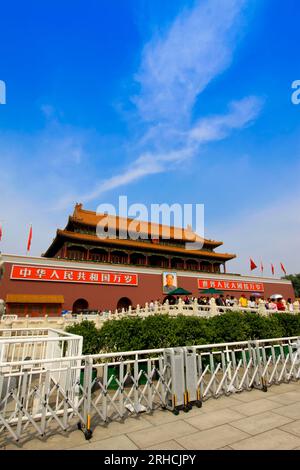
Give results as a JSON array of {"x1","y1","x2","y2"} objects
[{"x1": 283, "y1": 274, "x2": 300, "y2": 297}]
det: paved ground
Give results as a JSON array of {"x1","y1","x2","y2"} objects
[{"x1": 1, "y1": 381, "x2": 300, "y2": 450}]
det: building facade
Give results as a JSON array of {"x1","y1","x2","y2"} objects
[{"x1": 0, "y1": 204, "x2": 295, "y2": 315}]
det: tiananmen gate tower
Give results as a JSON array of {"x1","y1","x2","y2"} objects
[{"x1": 0, "y1": 203, "x2": 295, "y2": 315}]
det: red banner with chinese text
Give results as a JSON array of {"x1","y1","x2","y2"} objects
[
  {"x1": 198, "y1": 279, "x2": 264, "y2": 292},
  {"x1": 10, "y1": 265, "x2": 138, "y2": 286}
]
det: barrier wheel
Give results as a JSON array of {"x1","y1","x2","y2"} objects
[
  {"x1": 195, "y1": 400, "x2": 202, "y2": 408},
  {"x1": 262, "y1": 385, "x2": 268, "y2": 393},
  {"x1": 173, "y1": 408, "x2": 179, "y2": 416},
  {"x1": 183, "y1": 406, "x2": 189, "y2": 413},
  {"x1": 84, "y1": 429, "x2": 93, "y2": 440},
  {"x1": 77, "y1": 422, "x2": 82, "y2": 430}
]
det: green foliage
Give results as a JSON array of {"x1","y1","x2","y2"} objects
[
  {"x1": 65, "y1": 320, "x2": 102, "y2": 355},
  {"x1": 283, "y1": 273, "x2": 300, "y2": 297},
  {"x1": 208, "y1": 312, "x2": 252, "y2": 343},
  {"x1": 66, "y1": 313, "x2": 300, "y2": 355},
  {"x1": 272, "y1": 313, "x2": 300, "y2": 337}
]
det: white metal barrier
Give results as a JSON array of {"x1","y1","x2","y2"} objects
[{"x1": 0, "y1": 335, "x2": 300, "y2": 445}]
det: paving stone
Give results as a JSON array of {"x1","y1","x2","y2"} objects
[
  {"x1": 90, "y1": 416, "x2": 152, "y2": 442},
  {"x1": 176, "y1": 424, "x2": 250, "y2": 450},
  {"x1": 273, "y1": 403, "x2": 300, "y2": 420},
  {"x1": 267, "y1": 391, "x2": 300, "y2": 406},
  {"x1": 142, "y1": 409, "x2": 196, "y2": 426},
  {"x1": 184, "y1": 408, "x2": 246, "y2": 431},
  {"x1": 201, "y1": 396, "x2": 244, "y2": 412},
  {"x1": 229, "y1": 411, "x2": 292, "y2": 435},
  {"x1": 5, "y1": 430, "x2": 86, "y2": 451},
  {"x1": 280, "y1": 420, "x2": 300, "y2": 437},
  {"x1": 231, "y1": 389, "x2": 277, "y2": 402},
  {"x1": 127, "y1": 420, "x2": 198, "y2": 449},
  {"x1": 230, "y1": 429, "x2": 300, "y2": 450},
  {"x1": 70, "y1": 434, "x2": 138, "y2": 450},
  {"x1": 267, "y1": 383, "x2": 300, "y2": 394},
  {"x1": 145, "y1": 440, "x2": 185, "y2": 450},
  {"x1": 231, "y1": 398, "x2": 282, "y2": 416}
]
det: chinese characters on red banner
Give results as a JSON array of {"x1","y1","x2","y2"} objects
[
  {"x1": 198, "y1": 279, "x2": 264, "y2": 292},
  {"x1": 10, "y1": 265, "x2": 138, "y2": 286}
]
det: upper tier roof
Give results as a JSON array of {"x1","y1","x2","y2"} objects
[
  {"x1": 70, "y1": 203, "x2": 223, "y2": 247},
  {"x1": 43, "y1": 203, "x2": 236, "y2": 261}
]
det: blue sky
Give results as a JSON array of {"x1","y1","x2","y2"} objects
[{"x1": 0, "y1": 0, "x2": 300, "y2": 275}]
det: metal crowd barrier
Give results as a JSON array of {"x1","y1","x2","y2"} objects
[{"x1": 0, "y1": 335, "x2": 300, "y2": 444}]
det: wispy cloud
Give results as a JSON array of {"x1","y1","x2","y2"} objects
[
  {"x1": 75, "y1": 96, "x2": 262, "y2": 204},
  {"x1": 189, "y1": 97, "x2": 263, "y2": 143},
  {"x1": 135, "y1": 0, "x2": 247, "y2": 124},
  {"x1": 66, "y1": 0, "x2": 262, "y2": 206}
]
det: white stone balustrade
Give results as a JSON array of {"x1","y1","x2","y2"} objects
[{"x1": 1, "y1": 300, "x2": 299, "y2": 330}]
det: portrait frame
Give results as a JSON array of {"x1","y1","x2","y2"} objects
[{"x1": 162, "y1": 271, "x2": 178, "y2": 294}]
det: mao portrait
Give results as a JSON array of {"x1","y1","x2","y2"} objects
[{"x1": 163, "y1": 272, "x2": 177, "y2": 294}]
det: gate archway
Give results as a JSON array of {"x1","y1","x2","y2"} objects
[
  {"x1": 72, "y1": 298, "x2": 89, "y2": 313},
  {"x1": 117, "y1": 297, "x2": 132, "y2": 311}
]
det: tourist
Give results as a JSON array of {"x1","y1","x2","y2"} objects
[
  {"x1": 268, "y1": 300, "x2": 278, "y2": 311},
  {"x1": 149, "y1": 300, "x2": 155, "y2": 311},
  {"x1": 225, "y1": 295, "x2": 231, "y2": 307},
  {"x1": 239, "y1": 294, "x2": 248, "y2": 308},
  {"x1": 276, "y1": 298, "x2": 285, "y2": 311},
  {"x1": 287, "y1": 298, "x2": 294, "y2": 313},
  {"x1": 248, "y1": 296, "x2": 256, "y2": 309},
  {"x1": 216, "y1": 295, "x2": 226, "y2": 306}
]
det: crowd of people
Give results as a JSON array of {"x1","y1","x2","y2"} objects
[{"x1": 165, "y1": 294, "x2": 297, "y2": 312}]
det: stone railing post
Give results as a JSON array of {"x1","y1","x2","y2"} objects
[
  {"x1": 258, "y1": 299, "x2": 267, "y2": 316},
  {"x1": 209, "y1": 298, "x2": 218, "y2": 316},
  {"x1": 136, "y1": 304, "x2": 140, "y2": 316},
  {"x1": 177, "y1": 298, "x2": 183, "y2": 315},
  {"x1": 154, "y1": 301, "x2": 158, "y2": 314},
  {"x1": 144, "y1": 302, "x2": 149, "y2": 316},
  {"x1": 193, "y1": 298, "x2": 198, "y2": 314},
  {"x1": 4, "y1": 319, "x2": 13, "y2": 329},
  {"x1": 293, "y1": 300, "x2": 299, "y2": 314}
]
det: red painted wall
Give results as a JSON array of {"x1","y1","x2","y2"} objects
[{"x1": 0, "y1": 261, "x2": 295, "y2": 315}]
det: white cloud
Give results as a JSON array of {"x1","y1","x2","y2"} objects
[
  {"x1": 135, "y1": 0, "x2": 247, "y2": 123},
  {"x1": 189, "y1": 97, "x2": 263, "y2": 143},
  {"x1": 69, "y1": 0, "x2": 262, "y2": 205},
  {"x1": 70, "y1": 96, "x2": 262, "y2": 205}
]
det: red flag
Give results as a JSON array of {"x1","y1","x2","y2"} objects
[
  {"x1": 250, "y1": 258, "x2": 257, "y2": 271},
  {"x1": 280, "y1": 262, "x2": 287, "y2": 275},
  {"x1": 0, "y1": 225, "x2": 2, "y2": 242},
  {"x1": 27, "y1": 225, "x2": 32, "y2": 252},
  {"x1": 260, "y1": 261, "x2": 264, "y2": 273},
  {"x1": 271, "y1": 264, "x2": 275, "y2": 275}
]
